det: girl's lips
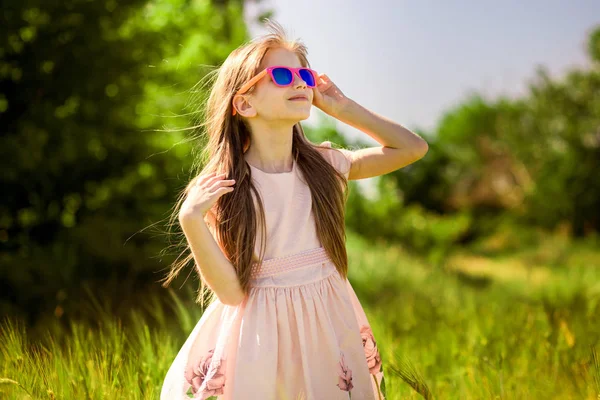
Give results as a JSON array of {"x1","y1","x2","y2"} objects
[{"x1": 289, "y1": 97, "x2": 308, "y2": 101}]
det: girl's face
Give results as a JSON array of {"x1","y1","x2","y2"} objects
[{"x1": 240, "y1": 48, "x2": 313, "y2": 123}]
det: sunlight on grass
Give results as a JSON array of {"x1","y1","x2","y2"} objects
[{"x1": 1, "y1": 231, "x2": 599, "y2": 399}]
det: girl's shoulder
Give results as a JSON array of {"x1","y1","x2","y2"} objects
[{"x1": 315, "y1": 140, "x2": 353, "y2": 178}]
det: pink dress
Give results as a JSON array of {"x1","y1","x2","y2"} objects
[{"x1": 161, "y1": 141, "x2": 386, "y2": 400}]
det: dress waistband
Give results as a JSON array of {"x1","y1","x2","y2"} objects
[{"x1": 250, "y1": 247, "x2": 330, "y2": 279}]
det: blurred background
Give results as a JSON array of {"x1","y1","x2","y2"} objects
[{"x1": 1, "y1": 0, "x2": 599, "y2": 398}]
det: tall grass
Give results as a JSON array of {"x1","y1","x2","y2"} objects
[
  {"x1": 0, "y1": 283, "x2": 207, "y2": 399},
  {"x1": 346, "y1": 230, "x2": 600, "y2": 399},
  {"x1": 1, "y1": 230, "x2": 599, "y2": 399}
]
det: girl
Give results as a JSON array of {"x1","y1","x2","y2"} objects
[{"x1": 160, "y1": 20, "x2": 428, "y2": 400}]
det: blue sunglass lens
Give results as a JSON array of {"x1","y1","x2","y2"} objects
[
  {"x1": 298, "y1": 69, "x2": 316, "y2": 86},
  {"x1": 272, "y1": 68, "x2": 293, "y2": 85}
]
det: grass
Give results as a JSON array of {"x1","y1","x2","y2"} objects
[{"x1": 1, "y1": 229, "x2": 600, "y2": 399}]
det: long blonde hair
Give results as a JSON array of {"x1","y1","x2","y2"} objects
[{"x1": 161, "y1": 20, "x2": 350, "y2": 308}]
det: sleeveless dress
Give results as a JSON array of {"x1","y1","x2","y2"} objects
[{"x1": 160, "y1": 141, "x2": 386, "y2": 400}]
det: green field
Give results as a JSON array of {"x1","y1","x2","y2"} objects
[{"x1": 2, "y1": 228, "x2": 599, "y2": 399}]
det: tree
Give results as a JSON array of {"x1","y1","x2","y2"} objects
[
  {"x1": 0, "y1": 0, "x2": 251, "y2": 321},
  {"x1": 381, "y1": 25, "x2": 600, "y2": 237}
]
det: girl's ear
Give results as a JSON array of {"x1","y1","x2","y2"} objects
[{"x1": 232, "y1": 94, "x2": 257, "y2": 117}]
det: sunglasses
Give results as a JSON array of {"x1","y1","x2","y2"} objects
[{"x1": 232, "y1": 66, "x2": 319, "y2": 116}]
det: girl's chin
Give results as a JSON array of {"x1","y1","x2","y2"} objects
[
  {"x1": 286, "y1": 112, "x2": 311, "y2": 123},
  {"x1": 297, "y1": 113, "x2": 310, "y2": 121}
]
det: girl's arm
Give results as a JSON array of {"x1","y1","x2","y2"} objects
[
  {"x1": 180, "y1": 214, "x2": 245, "y2": 306},
  {"x1": 312, "y1": 74, "x2": 428, "y2": 180},
  {"x1": 336, "y1": 99, "x2": 429, "y2": 180}
]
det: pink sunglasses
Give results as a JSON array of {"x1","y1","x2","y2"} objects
[{"x1": 232, "y1": 66, "x2": 319, "y2": 116}]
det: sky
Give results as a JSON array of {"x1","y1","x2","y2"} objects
[{"x1": 244, "y1": 0, "x2": 599, "y2": 145}]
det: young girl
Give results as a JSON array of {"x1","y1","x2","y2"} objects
[{"x1": 160, "y1": 20, "x2": 428, "y2": 400}]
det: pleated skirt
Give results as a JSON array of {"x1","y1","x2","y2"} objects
[{"x1": 160, "y1": 246, "x2": 385, "y2": 400}]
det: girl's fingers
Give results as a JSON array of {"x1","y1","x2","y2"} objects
[
  {"x1": 318, "y1": 78, "x2": 332, "y2": 90},
  {"x1": 217, "y1": 186, "x2": 235, "y2": 196},
  {"x1": 206, "y1": 172, "x2": 228, "y2": 185},
  {"x1": 196, "y1": 172, "x2": 227, "y2": 189},
  {"x1": 208, "y1": 178, "x2": 236, "y2": 194}
]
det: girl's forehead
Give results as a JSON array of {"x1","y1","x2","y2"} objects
[{"x1": 262, "y1": 48, "x2": 302, "y2": 68}]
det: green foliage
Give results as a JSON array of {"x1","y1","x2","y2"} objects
[
  {"x1": 0, "y1": 0, "x2": 250, "y2": 320},
  {"x1": 1, "y1": 232, "x2": 599, "y2": 399},
  {"x1": 588, "y1": 26, "x2": 600, "y2": 63},
  {"x1": 378, "y1": 25, "x2": 600, "y2": 239},
  {"x1": 0, "y1": 296, "x2": 196, "y2": 399},
  {"x1": 518, "y1": 62, "x2": 600, "y2": 235},
  {"x1": 346, "y1": 232, "x2": 600, "y2": 399}
]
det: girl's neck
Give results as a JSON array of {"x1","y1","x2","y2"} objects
[{"x1": 243, "y1": 125, "x2": 295, "y2": 174}]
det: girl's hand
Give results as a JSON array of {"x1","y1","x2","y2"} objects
[
  {"x1": 311, "y1": 74, "x2": 351, "y2": 118},
  {"x1": 179, "y1": 172, "x2": 235, "y2": 221}
]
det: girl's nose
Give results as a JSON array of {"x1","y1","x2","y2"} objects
[{"x1": 293, "y1": 72, "x2": 307, "y2": 88}]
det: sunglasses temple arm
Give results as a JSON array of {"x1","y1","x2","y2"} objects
[
  {"x1": 237, "y1": 69, "x2": 267, "y2": 96},
  {"x1": 232, "y1": 69, "x2": 269, "y2": 116}
]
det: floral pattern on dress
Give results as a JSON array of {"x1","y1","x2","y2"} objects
[
  {"x1": 360, "y1": 325, "x2": 382, "y2": 374},
  {"x1": 184, "y1": 348, "x2": 226, "y2": 399},
  {"x1": 360, "y1": 325, "x2": 386, "y2": 399},
  {"x1": 336, "y1": 350, "x2": 354, "y2": 395}
]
